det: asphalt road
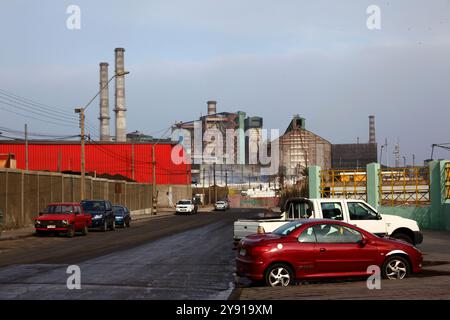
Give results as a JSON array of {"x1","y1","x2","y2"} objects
[{"x1": 0, "y1": 208, "x2": 257, "y2": 300}]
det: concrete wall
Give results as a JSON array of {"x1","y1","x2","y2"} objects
[
  {"x1": 228, "y1": 195, "x2": 280, "y2": 208},
  {"x1": 378, "y1": 205, "x2": 432, "y2": 229},
  {"x1": 157, "y1": 184, "x2": 192, "y2": 208},
  {"x1": 0, "y1": 168, "x2": 192, "y2": 229}
]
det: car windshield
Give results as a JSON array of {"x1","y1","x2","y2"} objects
[
  {"x1": 273, "y1": 221, "x2": 304, "y2": 236},
  {"x1": 177, "y1": 201, "x2": 191, "y2": 205},
  {"x1": 43, "y1": 205, "x2": 74, "y2": 214},
  {"x1": 81, "y1": 201, "x2": 105, "y2": 211},
  {"x1": 113, "y1": 207, "x2": 124, "y2": 214},
  {"x1": 216, "y1": 201, "x2": 225, "y2": 204}
]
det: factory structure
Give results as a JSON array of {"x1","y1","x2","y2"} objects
[
  {"x1": 276, "y1": 114, "x2": 378, "y2": 184},
  {"x1": 173, "y1": 101, "x2": 264, "y2": 186},
  {"x1": 0, "y1": 48, "x2": 191, "y2": 185},
  {"x1": 277, "y1": 115, "x2": 331, "y2": 180}
]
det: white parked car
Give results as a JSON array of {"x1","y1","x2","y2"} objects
[
  {"x1": 214, "y1": 201, "x2": 228, "y2": 211},
  {"x1": 175, "y1": 199, "x2": 197, "y2": 215}
]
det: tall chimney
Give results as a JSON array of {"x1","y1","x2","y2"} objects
[
  {"x1": 99, "y1": 62, "x2": 110, "y2": 141},
  {"x1": 369, "y1": 115, "x2": 376, "y2": 144},
  {"x1": 114, "y1": 48, "x2": 127, "y2": 142},
  {"x1": 207, "y1": 100, "x2": 217, "y2": 115}
]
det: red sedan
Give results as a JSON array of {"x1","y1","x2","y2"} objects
[{"x1": 236, "y1": 219, "x2": 422, "y2": 287}]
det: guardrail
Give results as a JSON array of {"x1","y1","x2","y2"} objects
[
  {"x1": 379, "y1": 167, "x2": 430, "y2": 206},
  {"x1": 320, "y1": 169, "x2": 367, "y2": 201}
]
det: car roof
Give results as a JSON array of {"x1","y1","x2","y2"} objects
[{"x1": 47, "y1": 202, "x2": 81, "y2": 206}]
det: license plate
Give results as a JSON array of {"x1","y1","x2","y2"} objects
[
  {"x1": 47, "y1": 225, "x2": 56, "y2": 229},
  {"x1": 239, "y1": 248, "x2": 246, "y2": 256}
]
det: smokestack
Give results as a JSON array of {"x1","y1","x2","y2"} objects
[
  {"x1": 207, "y1": 100, "x2": 217, "y2": 115},
  {"x1": 114, "y1": 48, "x2": 127, "y2": 142},
  {"x1": 369, "y1": 115, "x2": 376, "y2": 144},
  {"x1": 99, "y1": 62, "x2": 110, "y2": 141}
]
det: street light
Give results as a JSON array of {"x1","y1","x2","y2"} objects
[{"x1": 75, "y1": 71, "x2": 130, "y2": 200}]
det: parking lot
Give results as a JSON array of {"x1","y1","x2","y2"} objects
[{"x1": 0, "y1": 209, "x2": 449, "y2": 300}]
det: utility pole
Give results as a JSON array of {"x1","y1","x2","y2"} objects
[
  {"x1": 213, "y1": 162, "x2": 217, "y2": 203},
  {"x1": 75, "y1": 108, "x2": 85, "y2": 200},
  {"x1": 152, "y1": 143, "x2": 157, "y2": 215},
  {"x1": 202, "y1": 167, "x2": 205, "y2": 206},
  {"x1": 208, "y1": 166, "x2": 211, "y2": 205},
  {"x1": 225, "y1": 170, "x2": 228, "y2": 187},
  {"x1": 412, "y1": 154, "x2": 415, "y2": 167},
  {"x1": 75, "y1": 70, "x2": 129, "y2": 202},
  {"x1": 24, "y1": 124, "x2": 28, "y2": 171}
]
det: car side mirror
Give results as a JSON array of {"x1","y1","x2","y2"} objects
[
  {"x1": 377, "y1": 214, "x2": 382, "y2": 220},
  {"x1": 38, "y1": 212, "x2": 43, "y2": 216},
  {"x1": 358, "y1": 238, "x2": 368, "y2": 247}
]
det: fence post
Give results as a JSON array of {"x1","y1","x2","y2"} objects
[
  {"x1": 366, "y1": 163, "x2": 380, "y2": 210},
  {"x1": 429, "y1": 160, "x2": 445, "y2": 229},
  {"x1": 308, "y1": 166, "x2": 321, "y2": 199}
]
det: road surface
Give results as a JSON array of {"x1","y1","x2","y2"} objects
[{"x1": 0, "y1": 208, "x2": 257, "y2": 300}]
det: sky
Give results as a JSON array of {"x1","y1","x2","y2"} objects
[{"x1": 0, "y1": 0, "x2": 449, "y2": 164}]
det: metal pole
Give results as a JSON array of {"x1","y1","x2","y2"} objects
[
  {"x1": 152, "y1": 143, "x2": 157, "y2": 215},
  {"x1": 24, "y1": 124, "x2": 28, "y2": 171},
  {"x1": 202, "y1": 167, "x2": 205, "y2": 206},
  {"x1": 75, "y1": 108, "x2": 86, "y2": 201},
  {"x1": 213, "y1": 162, "x2": 217, "y2": 203}
]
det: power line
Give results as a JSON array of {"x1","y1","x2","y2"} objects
[{"x1": 0, "y1": 88, "x2": 77, "y2": 119}]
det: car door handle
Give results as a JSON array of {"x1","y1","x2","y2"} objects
[{"x1": 320, "y1": 248, "x2": 326, "y2": 252}]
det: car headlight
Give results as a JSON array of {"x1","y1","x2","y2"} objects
[
  {"x1": 93, "y1": 215, "x2": 103, "y2": 220},
  {"x1": 35, "y1": 220, "x2": 41, "y2": 225},
  {"x1": 62, "y1": 220, "x2": 69, "y2": 225}
]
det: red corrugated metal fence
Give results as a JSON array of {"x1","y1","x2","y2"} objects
[{"x1": 0, "y1": 142, "x2": 190, "y2": 185}]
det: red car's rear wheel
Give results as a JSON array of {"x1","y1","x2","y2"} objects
[{"x1": 265, "y1": 263, "x2": 294, "y2": 287}]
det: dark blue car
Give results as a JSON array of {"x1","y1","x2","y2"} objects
[
  {"x1": 113, "y1": 205, "x2": 131, "y2": 228},
  {"x1": 81, "y1": 200, "x2": 115, "y2": 232}
]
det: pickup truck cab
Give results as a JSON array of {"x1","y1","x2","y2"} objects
[
  {"x1": 234, "y1": 197, "x2": 423, "y2": 245},
  {"x1": 35, "y1": 202, "x2": 92, "y2": 237}
]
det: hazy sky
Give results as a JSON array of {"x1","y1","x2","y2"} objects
[{"x1": 0, "y1": 0, "x2": 449, "y2": 164}]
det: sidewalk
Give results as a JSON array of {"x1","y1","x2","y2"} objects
[{"x1": 0, "y1": 206, "x2": 213, "y2": 241}]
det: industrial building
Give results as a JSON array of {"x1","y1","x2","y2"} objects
[
  {"x1": 0, "y1": 141, "x2": 190, "y2": 185},
  {"x1": 277, "y1": 115, "x2": 332, "y2": 181},
  {"x1": 173, "y1": 101, "x2": 264, "y2": 185},
  {"x1": 330, "y1": 115, "x2": 378, "y2": 169}
]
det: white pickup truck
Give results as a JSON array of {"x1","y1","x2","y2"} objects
[{"x1": 234, "y1": 197, "x2": 423, "y2": 245}]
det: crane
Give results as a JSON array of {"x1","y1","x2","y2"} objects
[{"x1": 430, "y1": 143, "x2": 450, "y2": 159}]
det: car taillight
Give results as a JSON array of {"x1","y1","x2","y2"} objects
[{"x1": 257, "y1": 226, "x2": 265, "y2": 234}]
